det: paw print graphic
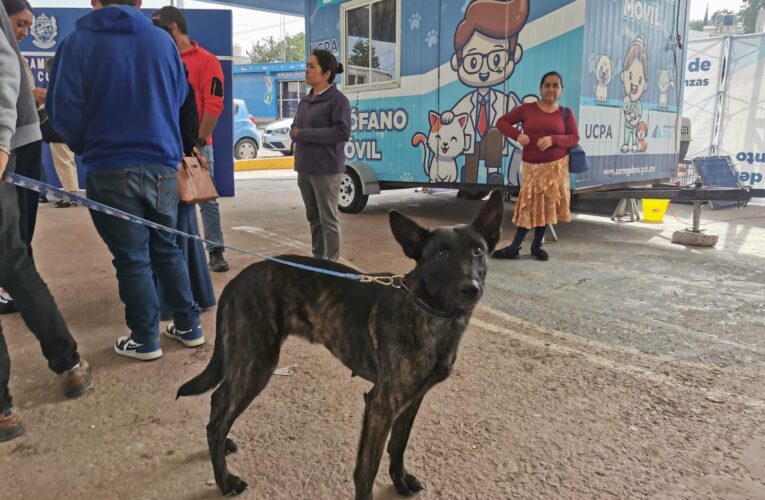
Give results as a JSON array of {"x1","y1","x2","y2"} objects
[
  {"x1": 400, "y1": 172, "x2": 414, "y2": 182},
  {"x1": 408, "y1": 13, "x2": 422, "y2": 30},
  {"x1": 425, "y1": 30, "x2": 438, "y2": 48}
]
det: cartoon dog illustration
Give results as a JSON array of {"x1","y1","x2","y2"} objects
[
  {"x1": 412, "y1": 111, "x2": 469, "y2": 183},
  {"x1": 637, "y1": 120, "x2": 648, "y2": 152},
  {"x1": 657, "y1": 69, "x2": 673, "y2": 108},
  {"x1": 592, "y1": 54, "x2": 614, "y2": 103}
]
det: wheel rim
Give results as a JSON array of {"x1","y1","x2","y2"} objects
[
  {"x1": 338, "y1": 174, "x2": 355, "y2": 208},
  {"x1": 236, "y1": 141, "x2": 256, "y2": 159}
]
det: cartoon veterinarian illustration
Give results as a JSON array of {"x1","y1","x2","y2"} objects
[
  {"x1": 440, "y1": 0, "x2": 535, "y2": 185},
  {"x1": 621, "y1": 34, "x2": 649, "y2": 153}
]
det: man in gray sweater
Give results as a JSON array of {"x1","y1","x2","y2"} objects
[{"x1": 0, "y1": 7, "x2": 92, "y2": 442}]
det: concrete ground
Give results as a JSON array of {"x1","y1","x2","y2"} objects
[{"x1": 1, "y1": 172, "x2": 764, "y2": 499}]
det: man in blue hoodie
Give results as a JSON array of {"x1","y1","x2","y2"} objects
[{"x1": 46, "y1": 0, "x2": 204, "y2": 361}]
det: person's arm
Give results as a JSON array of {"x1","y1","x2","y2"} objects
[
  {"x1": 46, "y1": 38, "x2": 86, "y2": 153},
  {"x1": 496, "y1": 104, "x2": 526, "y2": 143},
  {"x1": 551, "y1": 108, "x2": 580, "y2": 148},
  {"x1": 198, "y1": 55, "x2": 224, "y2": 142},
  {"x1": 288, "y1": 102, "x2": 304, "y2": 143},
  {"x1": 293, "y1": 94, "x2": 351, "y2": 145},
  {"x1": 180, "y1": 82, "x2": 199, "y2": 156},
  {"x1": 0, "y1": 29, "x2": 20, "y2": 177}
]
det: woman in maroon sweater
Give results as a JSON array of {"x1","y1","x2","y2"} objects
[{"x1": 493, "y1": 71, "x2": 579, "y2": 261}]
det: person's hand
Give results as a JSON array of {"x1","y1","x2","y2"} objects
[
  {"x1": 32, "y1": 87, "x2": 47, "y2": 107},
  {"x1": 537, "y1": 136, "x2": 553, "y2": 151},
  {"x1": 517, "y1": 133, "x2": 530, "y2": 146},
  {"x1": 0, "y1": 150, "x2": 9, "y2": 183}
]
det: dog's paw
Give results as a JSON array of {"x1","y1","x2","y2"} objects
[
  {"x1": 392, "y1": 472, "x2": 424, "y2": 496},
  {"x1": 225, "y1": 438, "x2": 238, "y2": 455},
  {"x1": 220, "y1": 474, "x2": 248, "y2": 496}
]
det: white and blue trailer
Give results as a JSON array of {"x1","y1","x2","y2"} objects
[{"x1": 287, "y1": 0, "x2": 691, "y2": 212}]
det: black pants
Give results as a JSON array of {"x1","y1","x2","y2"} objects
[
  {"x1": 0, "y1": 153, "x2": 79, "y2": 412},
  {"x1": 13, "y1": 140, "x2": 42, "y2": 257}
]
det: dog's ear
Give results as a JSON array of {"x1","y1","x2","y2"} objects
[
  {"x1": 389, "y1": 210, "x2": 430, "y2": 260},
  {"x1": 471, "y1": 190, "x2": 504, "y2": 252}
]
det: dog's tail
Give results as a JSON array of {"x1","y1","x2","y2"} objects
[{"x1": 176, "y1": 304, "x2": 226, "y2": 399}]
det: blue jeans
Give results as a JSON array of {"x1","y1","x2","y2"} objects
[
  {"x1": 86, "y1": 165, "x2": 200, "y2": 345},
  {"x1": 198, "y1": 145, "x2": 224, "y2": 252}
]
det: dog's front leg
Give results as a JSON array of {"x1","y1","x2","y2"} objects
[
  {"x1": 354, "y1": 388, "x2": 395, "y2": 500},
  {"x1": 387, "y1": 396, "x2": 425, "y2": 496}
]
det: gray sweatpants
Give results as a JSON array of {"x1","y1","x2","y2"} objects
[{"x1": 297, "y1": 172, "x2": 343, "y2": 262}]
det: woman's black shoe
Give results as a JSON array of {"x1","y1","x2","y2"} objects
[
  {"x1": 491, "y1": 247, "x2": 520, "y2": 259},
  {"x1": 530, "y1": 246, "x2": 549, "y2": 261}
]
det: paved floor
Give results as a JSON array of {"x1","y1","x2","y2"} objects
[{"x1": 1, "y1": 173, "x2": 763, "y2": 499}]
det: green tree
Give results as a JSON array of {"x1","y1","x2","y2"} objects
[
  {"x1": 739, "y1": 0, "x2": 765, "y2": 33},
  {"x1": 348, "y1": 39, "x2": 380, "y2": 69},
  {"x1": 247, "y1": 32, "x2": 306, "y2": 63},
  {"x1": 689, "y1": 19, "x2": 705, "y2": 31}
]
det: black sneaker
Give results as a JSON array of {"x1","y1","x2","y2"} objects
[
  {"x1": 0, "y1": 292, "x2": 18, "y2": 315},
  {"x1": 530, "y1": 246, "x2": 549, "y2": 261},
  {"x1": 491, "y1": 247, "x2": 520, "y2": 260},
  {"x1": 114, "y1": 336, "x2": 163, "y2": 361},
  {"x1": 209, "y1": 249, "x2": 229, "y2": 272}
]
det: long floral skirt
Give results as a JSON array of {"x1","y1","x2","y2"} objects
[{"x1": 512, "y1": 155, "x2": 571, "y2": 229}]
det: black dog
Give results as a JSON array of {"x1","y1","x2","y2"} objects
[{"x1": 178, "y1": 190, "x2": 503, "y2": 499}]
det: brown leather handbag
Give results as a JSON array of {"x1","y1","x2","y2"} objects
[{"x1": 177, "y1": 148, "x2": 219, "y2": 205}]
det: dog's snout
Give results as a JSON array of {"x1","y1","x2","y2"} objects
[{"x1": 459, "y1": 281, "x2": 480, "y2": 301}]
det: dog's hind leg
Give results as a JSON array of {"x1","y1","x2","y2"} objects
[
  {"x1": 354, "y1": 387, "x2": 396, "y2": 500},
  {"x1": 387, "y1": 396, "x2": 425, "y2": 495},
  {"x1": 207, "y1": 342, "x2": 281, "y2": 496}
]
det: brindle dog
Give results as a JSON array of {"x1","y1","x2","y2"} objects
[{"x1": 178, "y1": 190, "x2": 504, "y2": 499}]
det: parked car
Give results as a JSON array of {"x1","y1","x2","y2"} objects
[
  {"x1": 233, "y1": 98, "x2": 261, "y2": 160},
  {"x1": 262, "y1": 117, "x2": 294, "y2": 156}
]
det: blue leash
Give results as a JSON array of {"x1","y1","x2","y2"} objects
[{"x1": 2, "y1": 172, "x2": 397, "y2": 285}]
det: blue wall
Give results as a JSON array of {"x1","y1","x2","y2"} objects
[{"x1": 233, "y1": 62, "x2": 305, "y2": 121}]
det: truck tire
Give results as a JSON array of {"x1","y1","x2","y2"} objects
[
  {"x1": 457, "y1": 189, "x2": 490, "y2": 200},
  {"x1": 338, "y1": 168, "x2": 369, "y2": 214}
]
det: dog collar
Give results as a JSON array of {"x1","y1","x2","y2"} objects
[{"x1": 397, "y1": 276, "x2": 458, "y2": 320}]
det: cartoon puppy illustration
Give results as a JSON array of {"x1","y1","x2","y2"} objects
[
  {"x1": 637, "y1": 120, "x2": 648, "y2": 152},
  {"x1": 658, "y1": 69, "x2": 673, "y2": 108},
  {"x1": 592, "y1": 54, "x2": 614, "y2": 103}
]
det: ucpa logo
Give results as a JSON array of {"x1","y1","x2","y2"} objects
[{"x1": 31, "y1": 13, "x2": 57, "y2": 50}]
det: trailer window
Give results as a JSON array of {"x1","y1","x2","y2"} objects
[{"x1": 343, "y1": 0, "x2": 398, "y2": 89}]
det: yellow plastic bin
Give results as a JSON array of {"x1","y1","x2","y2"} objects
[{"x1": 642, "y1": 199, "x2": 670, "y2": 223}]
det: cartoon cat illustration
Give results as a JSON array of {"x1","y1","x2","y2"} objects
[
  {"x1": 657, "y1": 69, "x2": 673, "y2": 108},
  {"x1": 411, "y1": 111, "x2": 469, "y2": 183}
]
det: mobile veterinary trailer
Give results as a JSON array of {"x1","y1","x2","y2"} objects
[{"x1": 301, "y1": 0, "x2": 690, "y2": 212}]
